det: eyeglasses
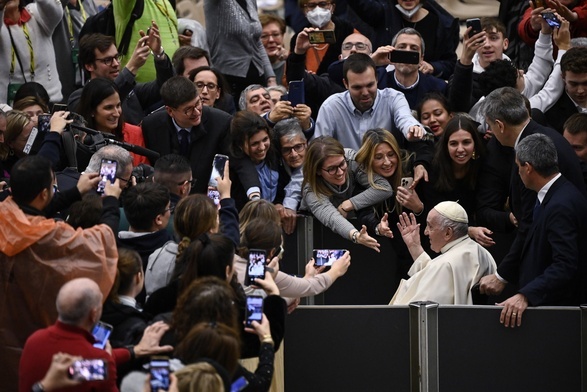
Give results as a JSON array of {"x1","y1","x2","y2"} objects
[
  {"x1": 52, "y1": 184, "x2": 58, "y2": 194},
  {"x1": 175, "y1": 98, "x2": 203, "y2": 117},
  {"x1": 281, "y1": 143, "x2": 306, "y2": 156},
  {"x1": 303, "y1": 1, "x2": 332, "y2": 10},
  {"x1": 116, "y1": 175, "x2": 132, "y2": 188},
  {"x1": 195, "y1": 82, "x2": 218, "y2": 92},
  {"x1": 94, "y1": 54, "x2": 122, "y2": 67},
  {"x1": 177, "y1": 178, "x2": 197, "y2": 187},
  {"x1": 260, "y1": 32, "x2": 282, "y2": 42},
  {"x1": 341, "y1": 42, "x2": 369, "y2": 51},
  {"x1": 321, "y1": 159, "x2": 347, "y2": 176},
  {"x1": 162, "y1": 205, "x2": 175, "y2": 214}
]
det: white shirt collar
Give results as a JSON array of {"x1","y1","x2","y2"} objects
[
  {"x1": 119, "y1": 295, "x2": 137, "y2": 309},
  {"x1": 394, "y1": 71, "x2": 420, "y2": 90},
  {"x1": 513, "y1": 120, "x2": 532, "y2": 149},
  {"x1": 537, "y1": 173, "x2": 562, "y2": 204}
]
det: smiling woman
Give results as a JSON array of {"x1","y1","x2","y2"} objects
[
  {"x1": 229, "y1": 110, "x2": 286, "y2": 210},
  {"x1": 300, "y1": 136, "x2": 393, "y2": 251},
  {"x1": 76, "y1": 78, "x2": 148, "y2": 166}
]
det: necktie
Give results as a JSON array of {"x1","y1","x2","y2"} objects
[
  {"x1": 532, "y1": 198, "x2": 541, "y2": 222},
  {"x1": 179, "y1": 129, "x2": 190, "y2": 157}
]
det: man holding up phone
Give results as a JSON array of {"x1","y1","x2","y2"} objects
[{"x1": 19, "y1": 278, "x2": 173, "y2": 392}]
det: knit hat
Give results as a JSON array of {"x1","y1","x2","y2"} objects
[{"x1": 434, "y1": 201, "x2": 468, "y2": 224}]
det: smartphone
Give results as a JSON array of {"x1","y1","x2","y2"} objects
[
  {"x1": 542, "y1": 12, "x2": 561, "y2": 29},
  {"x1": 22, "y1": 127, "x2": 39, "y2": 155},
  {"x1": 389, "y1": 49, "x2": 420, "y2": 65},
  {"x1": 231, "y1": 376, "x2": 250, "y2": 392},
  {"x1": 400, "y1": 176, "x2": 414, "y2": 189},
  {"x1": 288, "y1": 80, "x2": 305, "y2": 107},
  {"x1": 208, "y1": 188, "x2": 221, "y2": 207},
  {"x1": 37, "y1": 114, "x2": 51, "y2": 133},
  {"x1": 245, "y1": 295, "x2": 264, "y2": 327},
  {"x1": 245, "y1": 249, "x2": 266, "y2": 286},
  {"x1": 149, "y1": 357, "x2": 170, "y2": 392},
  {"x1": 52, "y1": 103, "x2": 68, "y2": 113},
  {"x1": 313, "y1": 249, "x2": 346, "y2": 267},
  {"x1": 209, "y1": 154, "x2": 229, "y2": 187},
  {"x1": 91, "y1": 321, "x2": 113, "y2": 349},
  {"x1": 68, "y1": 359, "x2": 108, "y2": 381},
  {"x1": 308, "y1": 30, "x2": 336, "y2": 44},
  {"x1": 466, "y1": 18, "x2": 482, "y2": 36},
  {"x1": 96, "y1": 159, "x2": 118, "y2": 194}
]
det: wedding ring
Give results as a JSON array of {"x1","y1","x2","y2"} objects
[{"x1": 512, "y1": 313, "x2": 517, "y2": 316}]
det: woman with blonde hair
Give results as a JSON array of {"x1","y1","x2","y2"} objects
[
  {"x1": 300, "y1": 136, "x2": 393, "y2": 251},
  {"x1": 355, "y1": 128, "x2": 417, "y2": 279}
]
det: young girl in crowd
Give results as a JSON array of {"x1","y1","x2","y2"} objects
[
  {"x1": 301, "y1": 136, "x2": 393, "y2": 251},
  {"x1": 417, "y1": 92, "x2": 453, "y2": 139},
  {"x1": 398, "y1": 115, "x2": 496, "y2": 250}
]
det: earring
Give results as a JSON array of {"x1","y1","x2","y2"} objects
[{"x1": 472, "y1": 151, "x2": 476, "y2": 160}]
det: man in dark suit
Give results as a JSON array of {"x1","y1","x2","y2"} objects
[
  {"x1": 479, "y1": 88, "x2": 587, "y2": 321},
  {"x1": 545, "y1": 47, "x2": 587, "y2": 133},
  {"x1": 142, "y1": 76, "x2": 260, "y2": 196},
  {"x1": 488, "y1": 134, "x2": 587, "y2": 327}
]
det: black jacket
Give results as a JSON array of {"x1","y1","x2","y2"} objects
[{"x1": 142, "y1": 106, "x2": 261, "y2": 195}]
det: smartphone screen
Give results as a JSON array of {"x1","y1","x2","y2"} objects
[
  {"x1": 542, "y1": 12, "x2": 561, "y2": 29},
  {"x1": 288, "y1": 80, "x2": 305, "y2": 107},
  {"x1": 389, "y1": 49, "x2": 420, "y2": 65},
  {"x1": 245, "y1": 295, "x2": 264, "y2": 327},
  {"x1": 313, "y1": 249, "x2": 346, "y2": 267},
  {"x1": 207, "y1": 188, "x2": 221, "y2": 207},
  {"x1": 308, "y1": 30, "x2": 336, "y2": 44},
  {"x1": 150, "y1": 358, "x2": 170, "y2": 392},
  {"x1": 245, "y1": 249, "x2": 266, "y2": 286},
  {"x1": 91, "y1": 321, "x2": 113, "y2": 349},
  {"x1": 209, "y1": 154, "x2": 229, "y2": 187},
  {"x1": 466, "y1": 18, "x2": 482, "y2": 36},
  {"x1": 96, "y1": 159, "x2": 118, "y2": 194},
  {"x1": 37, "y1": 114, "x2": 51, "y2": 133},
  {"x1": 68, "y1": 359, "x2": 108, "y2": 381},
  {"x1": 231, "y1": 376, "x2": 250, "y2": 392}
]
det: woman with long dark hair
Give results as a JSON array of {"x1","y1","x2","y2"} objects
[{"x1": 76, "y1": 77, "x2": 147, "y2": 166}]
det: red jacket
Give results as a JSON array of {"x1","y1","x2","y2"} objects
[
  {"x1": 518, "y1": 0, "x2": 587, "y2": 51},
  {"x1": 122, "y1": 122, "x2": 149, "y2": 166},
  {"x1": 19, "y1": 321, "x2": 130, "y2": 392}
]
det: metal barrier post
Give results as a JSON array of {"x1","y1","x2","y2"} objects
[
  {"x1": 409, "y1": 301, "x2": 439, "y2": 392},
  {"x1": 581, "y1": 305, "x2": 587, "y2": 392},
  {"x1": 296, "y1": 216, "x2": 320, "y2": 305}
]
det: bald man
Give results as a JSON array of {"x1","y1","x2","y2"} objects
[
  {"x1": 390, "y1": 201, "x2": 497, "y2": 305},
  {"x1": 19, "y1": 278, "x2": 172, "y2": 392}
]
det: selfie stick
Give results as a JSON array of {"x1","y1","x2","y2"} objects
[{"x1": 69, "y1": 123, "x2": 160, "y2": 162}]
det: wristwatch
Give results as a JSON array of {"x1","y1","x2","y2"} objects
[
  {"x1": 32, "y1": 382, "x2": 45, "y2": 392},
  {"x1": 351, "y1": 230, "x2": 359, "y2": 243}
]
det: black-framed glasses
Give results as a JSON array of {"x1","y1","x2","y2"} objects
[
  {"x1": 52, "y1": 184, "x2": 59, "y2": 194},
  {"x1": 177, "y1": 179, "x2": 197, "y2": 187},
  {"x1": 303, "y1": 1, "x2": 332, "y2": 10},
  {"x1": 116, "y1": 175, "x2": 132, "y2": 188},
  {"x1": 95, "y1": 54, "x2": 122, "y2": 66},
  {"x1": 321, "y1": 159, "x2": 347, "y2": 176},
  {"x1": 260, "y1": 32, "x2": 282, "y2": 42},
  {"x1": 175, "y1": 98, "x2": 203, "y2": 117},
  {"x1": 281, "y1": 143, "x2": 306, "y2": 156},
  {"x1": 195, "y1": 82, "x2": 218, "y2": 92},
  {"x1": 341, "y1": 42, "x2": 369, "y2": 51}
]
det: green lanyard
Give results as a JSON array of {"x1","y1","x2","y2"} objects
[
  {"x1": 9, "y1": 23, "x2": 34, "y2": 81},
  {"x1": 65, "y1": 0, "x2": 87, "y2": 46},
  {"x1": 152, "y1": 0, "x2": 177, "y2": 46}
]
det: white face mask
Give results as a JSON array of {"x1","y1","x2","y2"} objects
[
  {"x1": 395, "y1": 3, "x2": 423, "y2": 19},
  {"x1": 306, "y1": 7, "x2": 332, "y2": 28}
]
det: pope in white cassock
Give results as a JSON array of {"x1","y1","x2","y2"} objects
[{"x1": 390, "y1": 201, "x2": 497, "y2": 305}]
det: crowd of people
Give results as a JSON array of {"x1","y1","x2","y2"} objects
[{"x1": 1, "y1": 0, "x2": 587, "y2": 390}]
